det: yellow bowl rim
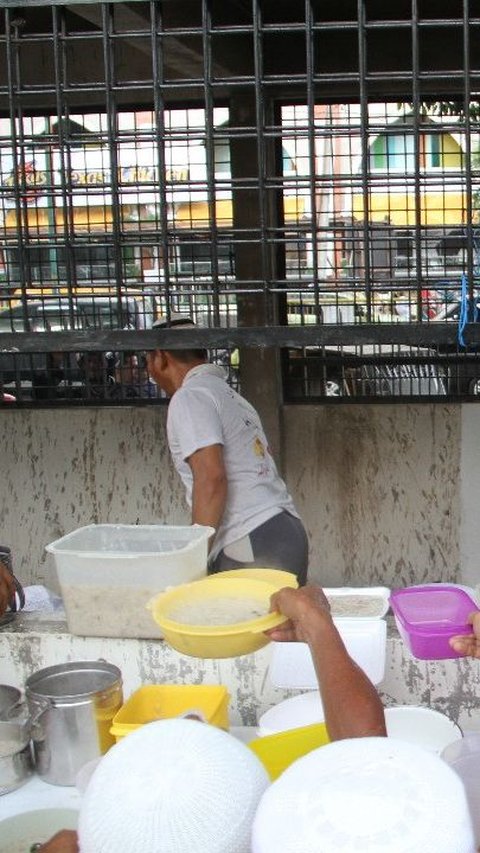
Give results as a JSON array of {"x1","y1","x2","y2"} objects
[{"x1": 205, "y1": 568, "x2": 298, "y2": 585}]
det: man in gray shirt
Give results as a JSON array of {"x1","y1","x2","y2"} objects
[{"x1": 146, "y1": 317, "x2": 308, "y2": 584}]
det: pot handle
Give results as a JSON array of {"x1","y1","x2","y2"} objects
[{"x1": 26, "y1": 696, "x2": 52, "y2": 733}]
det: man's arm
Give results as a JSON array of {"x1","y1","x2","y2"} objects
[
  {"x1": 187, "y1": 444, "x2": 228, "y2": 548},
  {"x1": 267, "y1": 585, "x2": 386, "y2": 741}
]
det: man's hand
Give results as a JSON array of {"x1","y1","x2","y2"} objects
[
  {"x1": 37, "y1": 830, "x2": 79, "y2": 852},
  {"x1": 450, "y1": 611, "x2": 480, "y2": 659},
  {"x1": 0, "y1": 559, "x2": 15, "y2": 616},
  {"x1": 266, "y1": 585, "x2": 332, "y2": 643}
]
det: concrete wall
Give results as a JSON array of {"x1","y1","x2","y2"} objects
[
  {"x1": 0, "y1": 401, "x2": 475, "y2": 592},
  {"x1": 2, "y1": 614, "x2": 480, "y2": 732},
  {"x1": 283, "y1": 404, "x2": 463, "y2": 588}
]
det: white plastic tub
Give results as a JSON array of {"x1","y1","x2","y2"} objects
[
  {"x1": 269, "y1": 618, "x2": 387, "y2": 690},
  {"x1": 46, "y1": 524, "x2": 214, "y2": 639}
]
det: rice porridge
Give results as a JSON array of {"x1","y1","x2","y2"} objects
[
  {"x1": 326, "y1": 594, "x2": 386, "y2": 618},
  {"x1": 168, "y1": 596, "x2": 267, "y2": 626}
]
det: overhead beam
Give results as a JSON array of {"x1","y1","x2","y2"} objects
[{"x1": 0, "y1": 323, "x2": 474, "y2": 353}]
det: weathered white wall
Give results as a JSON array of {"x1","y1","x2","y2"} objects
[
  {"x1": 0, "y1": 407, "x2": 189, "y2": 589},
  {"x1": 2, "y1": 614, "x2": 480, "y2": 732},
  {"x1": 283, "y1": 404, "x2": 462, "y2": 588},
  {"x1": 0, "y1": 401, "x2": 476, "y2": 590}
]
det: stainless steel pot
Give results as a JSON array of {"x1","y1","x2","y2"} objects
[
  {"x1": 25, "y1": 660, "x2": 123, "y2": 786},
  {"x1": 0, "y1": 684, "x2": 23, "y2": 720},
  {"x1": 0, "y1": 719, "x2": 33, "y2": 795}
]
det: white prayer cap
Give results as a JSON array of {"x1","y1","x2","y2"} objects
[
  {"x1": 152, "y1": 312, "x2": 195, "y2": 328},
  {"x1": 251, "y1": 736, "x2": 475, "y2": 853},
  {"x1": 79, "y1": 718, "x2": 269, "y2": 853}
]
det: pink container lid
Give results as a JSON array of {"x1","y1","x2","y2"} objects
[{"x1": 390, "y1": 585, "x2": 479, "y2": 634}]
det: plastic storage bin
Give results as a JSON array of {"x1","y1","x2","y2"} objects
[
  {"x1": 390, "y1": 584, "x2": 479, "y2": 660},
  {"x1": 110, "y1": 684, "x2": 230, "y2": 740},
  {"x1": 46, "y1": 524, "x2": 214, "y2": 638},
  {"x1": 248, "y1": 723, "x2": 330, "y2": 780}
]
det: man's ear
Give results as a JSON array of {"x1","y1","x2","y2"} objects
[{"x1": 158, "y1": 350, "x2": 169, "y2": 370}]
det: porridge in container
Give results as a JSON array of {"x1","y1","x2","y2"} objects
[
  {"x1": 168, "y1": 595, "x2": 267, "y2": 626},
  {"x1": 149, "y1": 577, "x2": 288, "y2": 658},
  {"x1": 325, "y1": 587, "x2": 390, "y2": 619}
]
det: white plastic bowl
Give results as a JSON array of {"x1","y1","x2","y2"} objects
[
  {"x1": 258, "y1": 692, "x2": 324, "y2": 736},
  {"x1": 258, "y1": 697, "x2": 461, "y2": 756},
  {"x1": 385, "y1": 706, "x2": 462, "y2": 754},
  {"x1": 0, "y1": 808, "x2": 78, "y2": 850}
]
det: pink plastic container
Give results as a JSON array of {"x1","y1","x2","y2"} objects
[{"x1": 390, "y1": 584, "x2": 479, "y2": 660}]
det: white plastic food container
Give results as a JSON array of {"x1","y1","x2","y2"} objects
[
  {"x1": 268, "y1": 585, "x2": 390, "y2": 691},
  {"x1": 46, "y1": 524, "x2": 214, "y2": 639}
]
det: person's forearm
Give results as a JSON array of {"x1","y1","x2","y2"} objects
[
  {"x1": 303, "y1": 620, "x2": 386, "y2": 741},
  {"x1": 191, "y1": 475, "x2": 227, "y2": 546}
]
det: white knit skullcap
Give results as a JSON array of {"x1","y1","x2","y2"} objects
[
  {"x1": 251, "y1": 736, "x2": 475, "y2": 853},
  {"x1": 78, "y1": 718, "x2": 269, "y2": 853}
]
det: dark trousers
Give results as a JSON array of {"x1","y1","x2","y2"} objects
[{"x1": 208, "y1": 511, "x2": 308, "y2": 586}]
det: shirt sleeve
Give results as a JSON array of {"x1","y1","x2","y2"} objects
[{"x1": 168, "y1": 386, "x2": 224, "y2": 462}]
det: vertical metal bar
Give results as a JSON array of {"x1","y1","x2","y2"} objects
[
  {"x1": 151, "y1": 0, "x2": 172, "y2": 319},
  {"x1": 4, "y1": 10, "x2": 30, "y2": 325},
  {"x1": 305, "y1": 0, "x2": 320, "y2": 319},
  {"x1": 252, "y1": 0, "x2": 270, "y2": 321},
  {"x1": 101, "y1": 2, "x2": 125, "y2": 322},
  {"x1": 462, "y1": 0, "x2": 474, "y2": 300},
  {"x1": 411, "y1": 0, "x2": 423, "y2": 322},
  {"x1": 202, "y1": 0, "x2": 220, "y2": 324},
  {"x1": 52, "y1": 4, "x2": 77, "y2": 314},
  {"x1": 357, "y1": 0, "x2": 372, "y2": 322}
]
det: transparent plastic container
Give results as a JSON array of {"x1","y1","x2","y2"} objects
[
  {"x1": 442, "y1": 733, "x2": 480, "y2": 846},
  {"x1": 46, "y1": 524, "x2": 214, "y2": 638},
  {"x1": 390, "y1": 584, "x2": 479, "y2": 660}
]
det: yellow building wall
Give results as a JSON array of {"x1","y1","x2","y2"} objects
[
  {"x1": 175, "y1": 196, "x2": 305, "y2": 228},
  {"x1": 4, "y1": 206, "x2": 132, "y2": 232},
  {"x1": 353, "y1": 192, "x2": 467, "y2": 226}
]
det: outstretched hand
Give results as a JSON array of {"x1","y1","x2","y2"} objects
[
  {"x1": 37, "y1": 830, "x2": 79, "y2": 852},
  {"x1": 0, "y1": 559, "x2": 15, "y2": 616},
  {"x1": 266, "y1": 584, "x2": 332, "y2": 643},
  {"x1": 450, "y1": 611, "x2": 480, "y2": 659}
]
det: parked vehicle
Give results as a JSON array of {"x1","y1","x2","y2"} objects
[
  {"x1": 0, "y1": 293, "x2": 156, "y2": 401},
  {"x1": 286, "y1": 345, "x2": 448, "y2": 399}
]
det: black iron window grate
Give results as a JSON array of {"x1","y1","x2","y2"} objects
[{"x1": 0, "y1": 1, "x2": 479, "y2": 404}]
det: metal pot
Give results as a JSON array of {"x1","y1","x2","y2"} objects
[
  {"x1": 25, "y1": 660, "x2": 123, "y2": 786},
  {"x1": 0, "y1": 719, "x2": 33, "y2": 795},
  {"x1": 0, "y1": 684, "x2": 23, "y2": 720}
]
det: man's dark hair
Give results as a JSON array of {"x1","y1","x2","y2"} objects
[
  {"x1": 152, "y1": 314, "x2": 207, "y2": 360},
  {"x1": 164, "y1": 348, "x2": 208, "y2": 362}
]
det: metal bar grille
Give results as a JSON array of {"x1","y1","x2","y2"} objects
[{"x1": 0, "y1": 0, "x2": 479, "y2": 405}]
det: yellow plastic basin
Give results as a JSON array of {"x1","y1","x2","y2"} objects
[
  {"x1": 110, "y1": 684, "x2": 230, "y2": 741},
  {"x1": 209, "y1": 568, "x2": 298, "y2": 589},
  {"x1": 248, "y1": 722, "x2": 330, "y2": 780},
  {"x1": 148, "y1": 577, "x2": 287, "y2": 659}
]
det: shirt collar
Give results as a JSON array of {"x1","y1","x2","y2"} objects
[{"x1": 183, "y1": 363, "x2": 227, "y2": 384}]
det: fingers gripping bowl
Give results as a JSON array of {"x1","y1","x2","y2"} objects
[{"x1": 148, "y1": 577, "x2": 288, "y2": 658}]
